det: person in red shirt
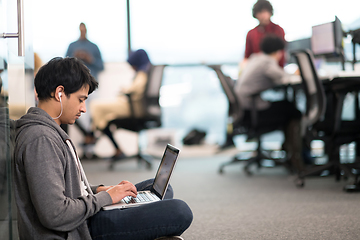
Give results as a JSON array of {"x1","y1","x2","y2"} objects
[{"x1": 241, "y1": 0, "x2": 286, "y2": 70}]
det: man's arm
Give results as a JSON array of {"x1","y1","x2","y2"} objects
[
  {"x1": 264, "y1": 61, "x2": 289, "y2": 85},
  {"x1": 65, "y1": 43, "x2": 74, "y2": 58},
  {"x1": 91, "y1": 45, "x2": 104, "y2": 71},
  {"x1": 22, "y1": 136, "x2": 111, "y2": 232},
  {"x1": 77, "y1": 44, "x2": 104, "y2": 71}
]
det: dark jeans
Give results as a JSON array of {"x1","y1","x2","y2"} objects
[
  {"x1": 244, "y1": 100, "x2": 302, "y2": 128},
  {"x1": 88, "y1": 179, "x2": 193, "y2": 240},
  {"x1": 244, "y1": 100, "x2": 305, "y2": 171}
]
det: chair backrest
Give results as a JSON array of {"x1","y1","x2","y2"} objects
[
  {"x1": 208, "y1": 65, "x2": 243, "y2": 125},
  {"x1": 291, "y1": 50, "x2": 327, "y2": 127},
  {"x1": 142, "y1": 64, "x2": 166, "y2": 121}
]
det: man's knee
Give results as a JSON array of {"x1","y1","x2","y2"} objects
[{"x1": 165, "y1": 199, "x2": 193, "y2": 228}]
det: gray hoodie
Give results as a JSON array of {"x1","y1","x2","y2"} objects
[
  {"x1": 14, "y1": 107, "x2": 112, "y2": 240},
  {"x1": 235, "y1": 52, "x2": 289, "y2": 110}
]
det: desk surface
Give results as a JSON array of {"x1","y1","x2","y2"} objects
[
  {"x1": 287, "y1": 71, "x2": 360, "y2": 86},
  {"x1": 326, "y1": 71, "x2": 360, "y2": 79}
]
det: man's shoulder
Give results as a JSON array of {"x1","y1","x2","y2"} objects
[
  {"x1": 68, "y1": 40, "x2": 79, "y2": 47},
  {"x1": 270, "y1": 21, "x2": 284, "y2": 29},
  {"x1": 247, "y1": 26, "x2": 258, "y2": 36},
  {"x1": 86, "y1": 40, "x2": 100, "y2": 49},
  {"x1": 71, "y1": 39, "x2": 99, "y2": 50},
  {"x1": 16, "y1": 122, "x2": 61, "y2": 149},
  {"x1": 250, "y1": 52, "x2": 271, "y2": 62},
  {"x1": 245, "y1": 54, "x2": 273, "y2": 73}
]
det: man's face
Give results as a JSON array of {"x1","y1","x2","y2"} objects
[
  {"x1": 60, "y1": 85, "x2": 89, "y2": 125},
  {"x1": 255, "y1": 9, "x2": 271, "y2": 26}
]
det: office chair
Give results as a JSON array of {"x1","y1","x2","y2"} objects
[
  {"x1": 208, "y1": 65, "x2": 290, "y2": 175},
  {"x1": 106, "y1": 64, "x2": 166, "y2": 170},
  {"x1": 291, "y1": 49, "x2": 360, "y2": 187}
]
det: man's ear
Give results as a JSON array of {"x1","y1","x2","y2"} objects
[
  {"x1": 273, "y1": 50, "x2": 283, "y2": 62},
  {"x1": 54, "y1": 85, "x2": 64, "y2": 102}
]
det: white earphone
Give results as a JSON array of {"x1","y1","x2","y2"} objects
[{"x1": 53, "y1": 92, "x2": 63, "y2": 120}]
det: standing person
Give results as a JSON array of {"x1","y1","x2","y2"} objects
[
  {"x1": 13, "y1": 57, "x2": 192, "y2": 240},
  {"x1": 66, "y1": 22, "x2": 104, "y2": 81},
  {"x1": 240, "y1": 0, "x2": 285, "y2": 70},
  {"x1": 66, "y1": 22, "x2": 104, "y2": 152},
  {"x1": 235, "y1": 34, "x2": 304, "y2": 173}
]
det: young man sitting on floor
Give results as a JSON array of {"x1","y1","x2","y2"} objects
[{"x1": 14, "y1": 57, "x2": 192, "y2": 240}]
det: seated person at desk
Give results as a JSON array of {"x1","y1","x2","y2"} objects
[
  {"x1": 90, "y1": 49, "x2": 151, "y2": 160},
  {"x1": 235, "y1": 34, "x2": 305, "y2": 172},
  {"x1": 13, "y1": 57, "x2": 192, "y2": 240}
]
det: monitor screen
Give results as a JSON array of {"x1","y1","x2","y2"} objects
[
  {"x1": 310, "y1": 16, "x2": 344, "y2": 60},
  {"x1": 311, "y1": 22, "x2": 335, "y2": 55},
  {"x1": 152, "y1": 144, "x2": 179, "y2": 199}
]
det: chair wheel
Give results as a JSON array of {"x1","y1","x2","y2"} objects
[
  {"x1": 294, "y1": 177, "x2": 305, "y2": 188},
  {"x1": 244, "y1": 167, "x2": 253, "y2": 176}
]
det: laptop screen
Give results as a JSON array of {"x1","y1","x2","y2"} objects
[{"x1": 152, "y1": 144, "x2": 179, "y2": 199}]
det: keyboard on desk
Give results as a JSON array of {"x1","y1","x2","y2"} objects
[{"x1": 123, "y1": 191, "x2": 160, "y2": 204}]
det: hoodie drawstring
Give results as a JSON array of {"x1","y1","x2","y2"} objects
[{"x1": 65, "y1": 139, "x2": 93, "y2": 196}]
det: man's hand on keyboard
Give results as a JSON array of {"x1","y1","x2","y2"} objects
[{"x1": 106, "y1": 180, "x2": 138, "y2": 204}]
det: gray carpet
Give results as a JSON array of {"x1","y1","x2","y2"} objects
[{"x1": 83, "y1": 152, "x2": 360, "y2": 240}]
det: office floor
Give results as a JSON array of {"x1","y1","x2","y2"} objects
[
  {"x1": 82, "y1": 145, "x2": 360, "y2": 240},
  {"x1": 74, "y1": 62, "x2": 360, "y2": 239}
]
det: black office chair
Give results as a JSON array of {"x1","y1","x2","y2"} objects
[
  {"x1": 208, "y1": 65, "x2": 290, "y2": 175},
  {"x1": 106, "y1": 64, "x2": 166, "y2": 170},
  {"x1": 291, "y1": 49, "x2": 360, "y2": 187}
]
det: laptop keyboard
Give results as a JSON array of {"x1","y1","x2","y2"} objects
[{"x1": 123, "y1": 192, "x2": 159, "y2": 204}]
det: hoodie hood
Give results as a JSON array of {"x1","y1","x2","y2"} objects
[{"x1": 16, "y1": 107, "x2": 69, "y2": 143}]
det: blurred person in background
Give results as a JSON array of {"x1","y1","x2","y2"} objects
[
  {"x1": 90, "y1": 49, "x2": 151, "y2": 160},
  {"x1": 66, "y1": 22, "x2": 104, "y2": 156},
  {"x1": 235, "y1": 34, "x2": 304, "y2": 173},
  {"x1": 66, "y1": 23, "x2": 104, "y2": 81}
]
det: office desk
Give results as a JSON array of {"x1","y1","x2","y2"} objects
[
  {"x1": 327, "y1": 75, "x2": 360, "y2": 191},
  {"x1": 286, "y1": 73, "x2": 360, "y2": 138},
  {"x1": 284, "y1": 73, "x2": 360, "y2": 112},
  {"x1": 293, "y1": 72, "x2": 360, "y2": 190},
  {"x1": 322, "y1": 75, "x2": 360, "y2": 130}
]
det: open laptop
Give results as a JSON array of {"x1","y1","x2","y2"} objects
[{"x1": 103, "y1": 144, "x2": 180, "y2": 210}]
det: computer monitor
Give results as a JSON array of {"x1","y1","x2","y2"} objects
[
  {"x1": 286, "y1": 38, "x2": 311, "y2": 64},
  {"x1": 311, "y1": 16, "x2": 344, "y2": 61}
]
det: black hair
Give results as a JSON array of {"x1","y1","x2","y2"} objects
[
  {"x1": 35, "y1": 57, "x2": 98, "y2": 101},
  {"x1": 252, "y1": 0, "x2": 273, "y2": 18},
  {"x1": 260, "y1": 34, "x2": 285, "y2": 54}
]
